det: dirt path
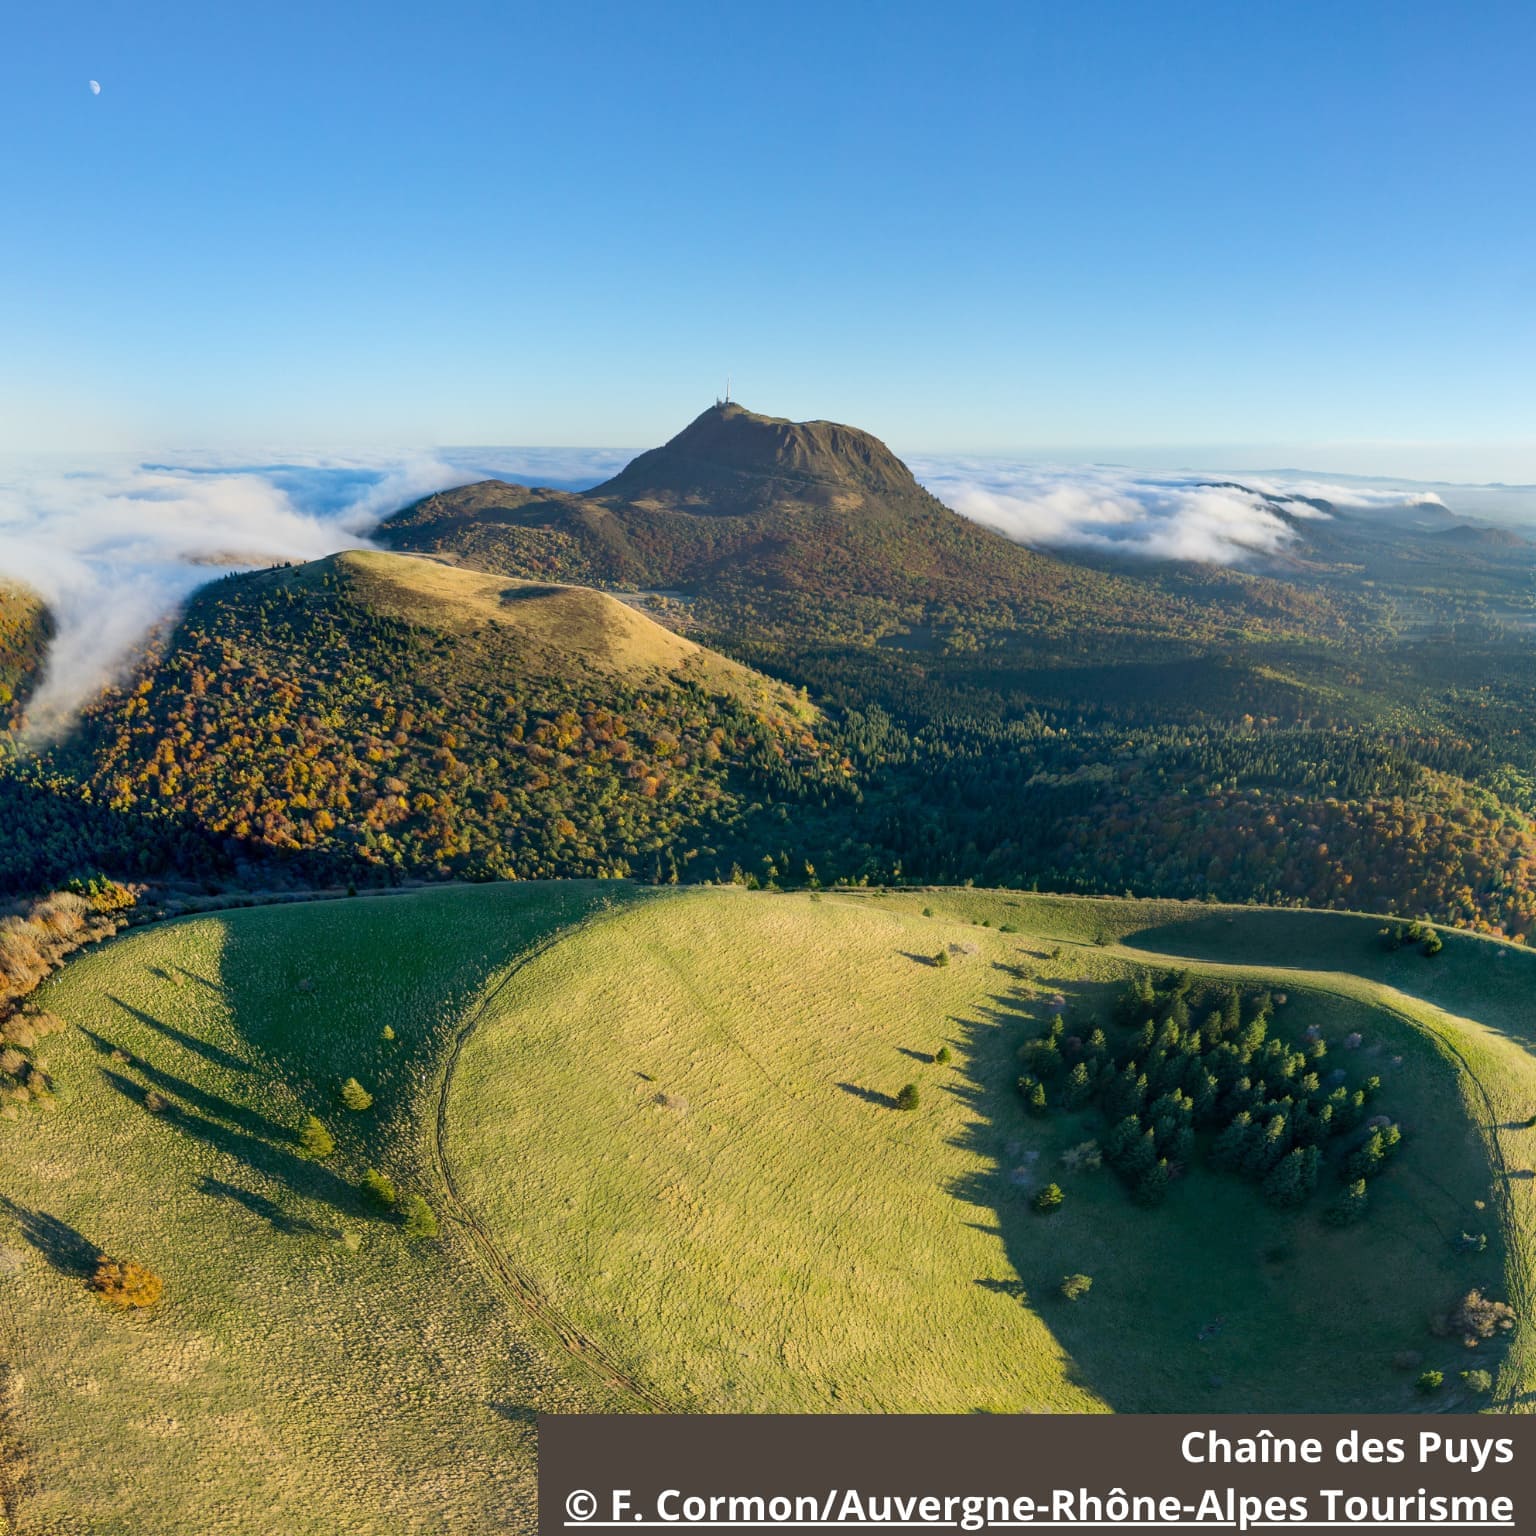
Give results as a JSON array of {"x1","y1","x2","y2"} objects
[{"x1": 430, "y1": 922, "x2": 676, "y2": 1414}]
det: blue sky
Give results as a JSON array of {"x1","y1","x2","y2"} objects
[{"x1": 4, "y1": 1, "x2": 1535, "y2": 475}]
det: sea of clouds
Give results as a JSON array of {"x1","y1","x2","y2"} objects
[{"x1": 0, "y1": 446, "x2": 1480, "y2": 736}]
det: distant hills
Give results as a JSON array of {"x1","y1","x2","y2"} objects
[
  {"x1": 381, "y1": 402, "x2": 1355, "y2": 649},
  {"x1": 3, "y1": 402, "x2": 1536, "y2": 943}
]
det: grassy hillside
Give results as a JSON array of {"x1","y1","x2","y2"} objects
[
  {"x1": 280, "y1": 551, "x2": 811, "y2": 715},
  {"x1": 1, "y1": 884, "x2": 1529, "y2": 1531},
  {"x1": 447, "y1": 887, "x2": 1533, "y2": 1415},
  {"x1": 0, "y1": 883, "x2": 638, "y2": 1536}
]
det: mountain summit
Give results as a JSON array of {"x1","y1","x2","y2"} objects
[
  {"x1": 593, "y1": 401, "x2": 922, "y2": 508},
  {"x1": 379, "y1": 402, "x2": 1271, "y2": 641}
]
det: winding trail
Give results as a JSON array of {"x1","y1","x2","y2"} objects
[{"x1": 430, "y1": 918, "x2": 676, "y2": 1414}]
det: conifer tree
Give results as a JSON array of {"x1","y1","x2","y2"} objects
[{"x1": 298, "y1": 1114, "x2": 335, "y2": 1159}]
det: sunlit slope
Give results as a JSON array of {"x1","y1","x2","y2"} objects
[
  {"x1": 447, "y1": 887, "x2": 1534, "y2": 1414},
  {"x1": 303, "y1": 550, "x2": 813, "y2": 718},
  {"x1": 0, "y1": 883, "x2": 638, "y2": 1536},
  {"x1": 1, "y1": 883, "x2": 1530, "y2": 1536}
]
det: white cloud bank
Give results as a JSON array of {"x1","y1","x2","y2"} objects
[
  {"x1": 0, "y1": 443, "x2": 1459, "y2": 740},
  {"x1": 907, "y1": 458, "x2": 1447, "y2": 566},
  {"x1": 0, "y1": 452, "x2": 485, "y2": 737}
]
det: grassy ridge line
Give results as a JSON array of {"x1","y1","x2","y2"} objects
[
  {"x1": 429, "y1": 900, "x2": 677, "y2": 1413},
  {"x1": 447, "y1": 888, "x2": 1513, "y2": 1414}
]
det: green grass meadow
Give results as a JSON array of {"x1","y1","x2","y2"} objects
[{"x1": 1, "y1": 883, "x2": 1532, "y2": 1532}]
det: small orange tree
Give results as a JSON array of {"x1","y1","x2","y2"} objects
[{"x1": 87, "y1": 1256, "x2": 163, "y2": 1309}]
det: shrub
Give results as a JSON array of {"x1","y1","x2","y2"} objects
[
  {"x1": 87, "y1": 1255, "x2": 163, "y2": 1308},
  {"x1": 934, "y1": 950, "x2": 949, "y2": 968},
  {"x1": 934, "y1": 1045, "x2": 951, "y2": 1065},
  {"x1": 339, "y1": 1077, "x2": 373, "y2": 1112},
  {"x1": 142, "y1": 1090, "x2": 169, "y2": 1115},
  {"x1": 1059, "y1": 1273, "x2": 1093, "y2": 1301},
  {"x1": 1421, "y1": 931, "x2": 1444, "y2": 957},
  {"x1": 1460, "y1": 1369, "x2": 1493, "y2": 1395},
  {"x1": 1033, "y1": 1183, "x2": 1064, "y2": 1213},
  {"x1": 1453, "y1": 1231, "x2": 1488, "y2": 1255},
  {"x1": 298, "y1": 1115, "x2": 335, "y2": 1159},
  {"x1": 1449, "y1": 1289, "x2": 1516, "y2": 1348},
  {"x1": 380, "y1": 1024, "x2": 396, "y2": 1042},
  {"x1": 399, "y1": 1194, "x2": 439, "y2": 1239},
  {"x1": 1416, "y1": 1370, "x2": 1444, "y2": 1394},
  {"x1": 361, "y1": 1168, "x2": 397, "y2": 1207},
  {"x1": 895, "y1": 1083, "x2": 920, "y2": 1112}
]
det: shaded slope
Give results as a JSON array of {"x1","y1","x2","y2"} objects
[{"x1": 0, "y1": 882, "x2": 634, "y2": 1536}]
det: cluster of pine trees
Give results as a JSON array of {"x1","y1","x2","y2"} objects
[{"x1": 1018, "y1": 973, "x2": 1397, "y2": 1213}]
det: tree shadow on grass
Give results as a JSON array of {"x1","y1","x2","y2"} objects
[
  {"x1": 79, "y1": 1029, "x2": 289, "y2": 1143},
  {"x1": 197, "y1": 1177, "x2": 324, "y2": 1237},
  {"x1": 0, "y1": 1196, "x2": 99, "y2": 1278},
  {"x1": 836, "y1": 1082, "x2": 896, "y2": 1109},
  {"x1": 100, "y1": 1069, "x2": 359, "y2": 1216},
  {"x1": 945, "y1": 969, "x2": 1513, "y2": 1413},
  {"x1": 104, "y1": 995, "x2": 251, "y2": 1074}
]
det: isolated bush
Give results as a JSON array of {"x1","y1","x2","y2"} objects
[
  {"x1": 339, "y1": 1077, "x2": 373, "y2": 1112},
  {"x1": 934, "y1": 1045, "x2": 951, "y2": 1065},
  {"x1": 298, "y1": 1115, "x2": 335, "y2": 1159},
  {"x1": 1059, "y1": 1273, "x2": 1093, "y2": 1301},
  {"x1": 1421, "y1": 931, "x2": 1444, "y2": 957},
  {"x1": 142, "y1": 1090, "x2": 169, "y2": 1115},
  {"x1": 361, "y1": 1168, "x2": 397, "y2": 1207},
  {"x1": 1453, "y1": 1231, "x2": 1488, "y2": 1255},
  {"x1": 895, "y1": 1083, "x2": 920, "y2": 1112},
  {"x1": 1449, "y1": 1290, "x2": 1516, "y2": 1348},
  {"x1": 1460, "y1": 1369, "x2": 1493, "y2": 1394},
  {"x1": 1033, "y1": 1183, "x2": 1064, "y2": 1214},
  {"x1": 87, "y1": 1255, "x2": 163, "y2": 1309},
  {"x1": 934, "y1": 950, "x2": 949, "y2": 968},
  {"x1": 399, "y1": 1194, "x2": 439, "y2": 1239},
  {"x1": 380, "y1": 1024, "x2": 396, "y2": 1042},
  {"x1": 1416, "y1": 1370, "x2": 1444, "y2": 1394}
]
